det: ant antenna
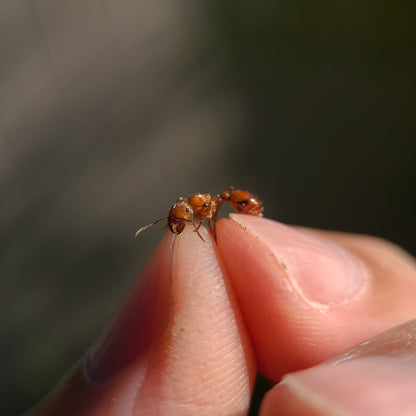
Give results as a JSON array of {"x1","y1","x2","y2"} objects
[{"x1": 134, "y1": 217, "x2": 166, "y2": 237}]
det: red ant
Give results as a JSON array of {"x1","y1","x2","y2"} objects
[{"x1": 135, "y1": 187, "x2": 263, "y2": 241}]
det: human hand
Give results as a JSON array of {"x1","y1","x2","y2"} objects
[{"x1": 25, "y1": 215, "x2": 416, "y2": 415}]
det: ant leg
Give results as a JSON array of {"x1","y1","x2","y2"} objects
[
  {"x1": 194, "y1": 222, "x2": 205, "y2": 241},
  {"x1": 207, "y1": 220, "x2": 212, "y2": 234},
  {"x1": 212, "y1": 222, "x2": 217, "y2": 241},
  {"x1": 207, "y1": 220, "x2": 217, "y2": 240},
  {"x1": 184, "y1": 219, "x2": 205, "y2": 241},
  {"x1": 193, "y1": 224, "x2": 205, "y2": 241},
  {"x1": 207, "y1": 220, "x2": 215, "y2": 238},
  {"x1": 192, "y1": 221, "x2": 206, "y2": 240}
]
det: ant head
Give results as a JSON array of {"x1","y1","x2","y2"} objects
[
  {"x1": 229, "y1": 190, "x2": 263, "y2": 216},
  {"x1": 168, "y1": 200, "x2": 194, "y2": 234}
]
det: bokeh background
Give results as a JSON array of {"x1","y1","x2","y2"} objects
[{"x1": 1, "y1": 1, "x2": 415, "y2": 414}]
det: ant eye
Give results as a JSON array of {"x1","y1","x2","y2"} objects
[
  {"x1": 240, "y1": 200, "x2": 247, "y2": 206},
  {"x1": 185, "y1": 207, "x2": 190, "y2": 213},
  {"x1": 203, "y1": 203, "x2": 209, "y2": 207}
]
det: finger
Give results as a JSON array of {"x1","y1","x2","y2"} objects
[
  {"x1": 260, "y1": 320, "x2": 416, "y2": 416},
  {"x1": 216, "y1": 214, "x2": 416, "y2": 381},
  {"x1": 26, "y1": 225, "x2": 256, "y2": 416}
]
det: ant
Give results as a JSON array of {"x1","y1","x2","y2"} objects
[{"x1": 135, "y1": 187, "x2": 263, "y2": 241}]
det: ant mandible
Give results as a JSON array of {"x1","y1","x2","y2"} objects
[{"x1": 135, "y1": 187, "x2": 263, "y2": 241}]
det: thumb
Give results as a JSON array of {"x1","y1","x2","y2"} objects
[{"x1": 260, "y1": 320, "x2": 416, "y2": 415}]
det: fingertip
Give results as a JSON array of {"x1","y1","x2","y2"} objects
[{"x1": 130, "y1": 223, "x2": 256, "y2": 414}]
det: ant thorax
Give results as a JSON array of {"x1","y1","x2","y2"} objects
[{"x1": 187, "y1": 193, "x2": 216, "y2": 222}]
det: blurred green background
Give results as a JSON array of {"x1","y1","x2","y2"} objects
[{"x1": 0, "y1": 1, "x2": 415, "y2": 414}]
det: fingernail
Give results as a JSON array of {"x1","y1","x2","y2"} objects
[
  {"x1": 329, "y1": 319, "x2": 416, "y2": 364},
  {"x1": 84, "y1": 234, "x2": 173, "y2": 383},
  {"x1": 230, "y1": 215, "x2": 366, "y2": 305}
]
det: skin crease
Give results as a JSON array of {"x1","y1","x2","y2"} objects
[{"x1": 25, "y1": 215, "x2": 416, "y2": 415}]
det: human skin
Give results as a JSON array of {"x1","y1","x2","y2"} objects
[{"x1": 25, "y1": 215, "x2": 416, "y2": 415}]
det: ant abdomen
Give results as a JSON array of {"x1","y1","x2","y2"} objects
[{"x1": 226, "y1": 189, "x2": 263, "y2": 216}]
